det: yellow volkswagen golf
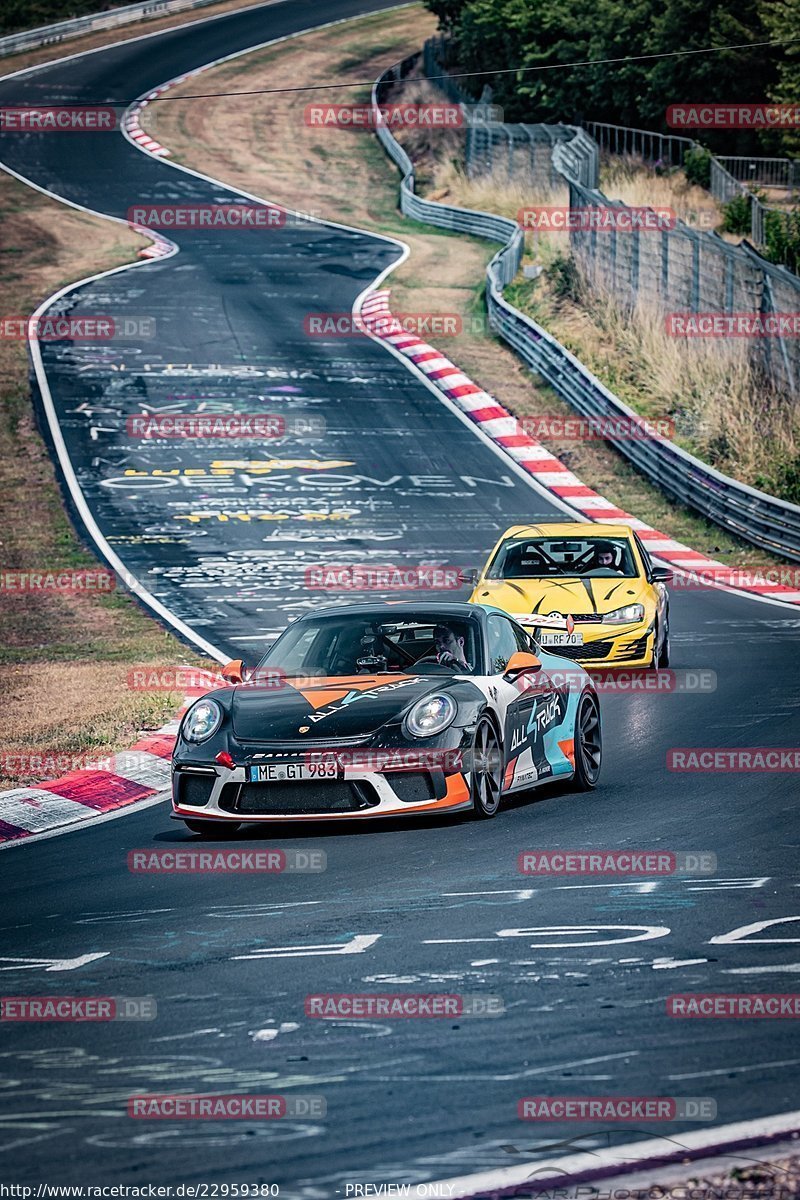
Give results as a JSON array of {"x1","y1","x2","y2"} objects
[{"x1": 468, "y1": 523, "x2": 672, "y2": 668}]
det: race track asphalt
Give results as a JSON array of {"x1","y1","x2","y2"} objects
[{"x1": 0, "y1": 1, "x2": 799, "y2": 1191}]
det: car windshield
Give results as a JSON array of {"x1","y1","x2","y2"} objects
[
  {"x1": 489, "y1": 536, "x2": 637, "y2": 579},
  {"x1": 256, "y1": 612, "x2": 482, "y2": 678}
]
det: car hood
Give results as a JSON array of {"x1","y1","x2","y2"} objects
[
  {"x1": 473, "y1": 576, "x2": 648, "y2": 616},
  {"x1": 228, "y1": 673, "x2": 453, "y2": 742}
]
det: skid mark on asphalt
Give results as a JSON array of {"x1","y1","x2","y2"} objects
[
  {"x1": 667, "y1": 1055, "x2": 800, "y2": 1079},
  {"x1": 365, "y1": 1050, "x2": 637, "y2": 1084},
  {"x1": 86, "y1": 1123, "x2": 323, "y2": 1149}
]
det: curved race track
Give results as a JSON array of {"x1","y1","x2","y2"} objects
[{"x1": 1, "y1": 1, "x2": 799, "y2": 1191}]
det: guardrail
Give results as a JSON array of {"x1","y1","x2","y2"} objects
[
  {"x1": 372, "y1": 55, "x2": 800, "y2": 563},
  {"x1": 0, "y1": 0, "x2": 223, "y2": 60},
  {"x1": 718, "y1": 155, "x2": 800, "y2": 195}
]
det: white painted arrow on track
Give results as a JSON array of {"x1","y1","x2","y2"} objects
[
  {"x1": 0, "y1": 953, "x2": 110, "y2": 972},
  {"x1": 232, "y1": 934, "x2": 381, "y2": 960}
]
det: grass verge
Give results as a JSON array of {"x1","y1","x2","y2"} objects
[{"x1": 0, "y1": 171, "x2": 208, "y2": 792}]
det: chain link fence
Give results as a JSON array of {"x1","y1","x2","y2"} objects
[
  {"x1": 373, "y1": 52, "x2": 800, "y2": 558},
  {"x1": 420, "y1": 41, "x2": 800, "y2": 395},
  {"x1": 372, "y1": 53, "x2": 800, "y2": 559}
]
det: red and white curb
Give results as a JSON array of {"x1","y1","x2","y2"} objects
[
  {"x1": 123, "y1": 74, "x2": 207, "y2": 260},
  {"x1": 123, "y1": 65, "x2": 216, "y2": 162},
  {"x1": 423, "y1": 1108, "x2": 800, "y2": 1199},
  {"x1": 123, "y1": 88, "x2": 175, "y2": 158},
  {"x1": 0, "y1": 694, "x2": 205, "y2": 846},
  {"x1": 360, "y1": 290, "x2": 800, "y2": 608}
]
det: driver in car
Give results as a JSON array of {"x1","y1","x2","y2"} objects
[
  {"x1": 432, "y1": 624, "x2": 471, "y2": 670},
  {"x1": 587, "y1": 541, "x2": 623, "y2": 573}
]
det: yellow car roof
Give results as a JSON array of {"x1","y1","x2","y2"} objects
[{"x1": 497, "y1": 522, "x2": 634, "y2": 539}]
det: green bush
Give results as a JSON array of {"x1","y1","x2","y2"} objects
[
  {"x1": 763, "y1": 207, "x2": 800, "y2": 274},
  {"x1": 721, "y1": 192, "x2": 753, "y2": 235},
  {"x1": 756, "y1": 454, "x2": 800, "y2": 505},
  {"x1": 683, "y1": 146, "x2": 712, "y2": 191},
  {"x1": 547, "y1": 254, "x2": 581, "y2": 301}
]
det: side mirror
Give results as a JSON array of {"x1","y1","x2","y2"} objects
[
  {"x1": 652, "y1": 566, "x2": 672, "y2": 583},
  {"x1": 221, "y1": 658, "x2": 246, "y2": 684},
  {"x1": 503, "y1": 650, "x2": 541, "y2": 679},
  {"x1": 459, "y1": 568, "x2": 480, "y2": 586}
]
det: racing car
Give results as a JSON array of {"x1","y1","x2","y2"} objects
[
  {"x1": 467, "y1": 523, "x2": 671, "y2": 668},
  {"x1": 171, "y1": 601, "x2": 601, "y2": 833}
]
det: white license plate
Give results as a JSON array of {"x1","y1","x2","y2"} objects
[
  {"x1": 540, "y1": 632, "x2": 584, "y2": 647},
  {"x1": 248, "y1": 761, "x2": 340, "y2": 783}
]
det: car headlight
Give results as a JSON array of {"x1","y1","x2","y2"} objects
[
  {"x1": 604, "y1": 604, "x2": 645, "y2": 624},
  {"x1": 404, "y1": 694, "x2": 457, "y2": 738},
  {"x1": 182, "y1": 698, "x2": 222, "y2": 743}
]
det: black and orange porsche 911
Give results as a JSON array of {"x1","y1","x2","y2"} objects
[{"x1": 171, "y1": 601, "x2": 601, "y2": 835}]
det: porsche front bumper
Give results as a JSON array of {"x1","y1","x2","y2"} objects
[{"x1": 171, "y1": 756, "x2": 472, "y2": 822}]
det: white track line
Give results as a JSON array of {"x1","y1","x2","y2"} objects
[{"x1": 428, "y1": 1109, "x2": 800, "y2": 1199}]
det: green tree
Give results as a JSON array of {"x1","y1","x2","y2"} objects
[
  {"x1": 643, "y1": 0, "x2": 777, "y2": 150},
  {"x1": 424, "y1": 0, "x2": 781, "y2": 150},
  {"x1": 760, "y1": 0, "x2": 800, "y2": 155}
]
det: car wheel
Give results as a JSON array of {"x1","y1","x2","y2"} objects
[
  {"x1": 184, "y1": 819, "x2": 242, "y2": 838},
  {"x1": 470, "y1": 716, "x2": 503, "y2": 819},
  {"x1": 572, "y1": 692, "x2": 602, "y2": 790},
  {"x1": 657, "y1": 612, "x2": 670, "y2": 667},
  {"x1": 648, "y1": 619, "x2": 661, "y2": 669}
]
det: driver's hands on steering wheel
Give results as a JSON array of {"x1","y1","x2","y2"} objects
[{"x1": 436, "y1": 650, "x2": 460, "y2": 667}]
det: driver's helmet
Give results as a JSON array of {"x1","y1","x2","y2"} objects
[{"x1": 591, "y1": 540, "x2": 619, "y2": 568}]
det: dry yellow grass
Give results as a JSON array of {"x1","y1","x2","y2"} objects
[
  {"x1": 599, "y1": 159, "x2": 722, "y2": 235},
  {"x1": 0, "y1": 171, "x2": 209, "y2": 791},
  {"x1": 434, "y1": 160, "x2": 800, "y2": 493},
  {"x1": 0, "y1": 663, "x2": 182, "y2": 787}
]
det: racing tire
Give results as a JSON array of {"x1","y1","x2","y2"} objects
[
  {"x1": 648, "y1": 620, "x2": 661, "y2": 669},
  {"x1": 184, "y1": 819, "x2": 242, "y2": 838},
  {"x1": 572, "y1": 692, "x2": 602, "y2": 790},
  {"x1": 657, "y1": 612, "x2": 670, "y2": 667},
  {"x1": 470, "y1": 716, "x2": 503, "y2": 819}
]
